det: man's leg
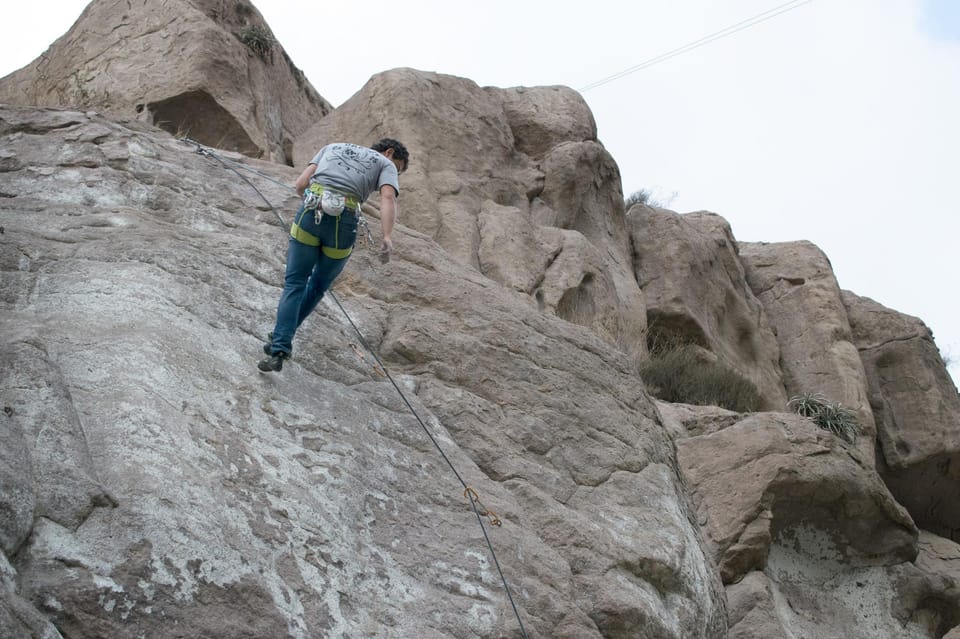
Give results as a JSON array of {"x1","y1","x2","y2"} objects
[
  {"x1": 296, "y1": 251, "x2": 351, "y2": 326},
  {"x1": 270, "y1": 238, "x2": 320, "y2": 355}
]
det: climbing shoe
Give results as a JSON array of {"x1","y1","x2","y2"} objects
[
  {"x1": 257, "y1": 351, "x2": 288, "y2": 372},
  {"x1": 262, "y1": 332, "x2": 291, "y2": 357},
  {"x1": 263, "y1": 332, "x2": 274, "y2": 355}
]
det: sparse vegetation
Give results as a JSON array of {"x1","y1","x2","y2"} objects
[
  {"x1": 625, "y1": 189, "x2": 659, "y2": 209},
  {"x1": 237, "y1": 25, "x2": 273, "y2": 63},
  {"x1": 625, "y1": 188, "x2": 678, "y2": 210},
  {"x1": 941, "y1": 347, "x2": 955, "y2": 370},
  {"x1": 637, "y1": 330, "x2": 763, "y2": 412},
  {"x1": 787, "y1": 392, "x2": 860, "y2": 443}
]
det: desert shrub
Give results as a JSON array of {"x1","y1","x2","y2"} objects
[
  {"x1": 638, "y1": 343, "x2": 763, "y2": 412},
  {"x1": 238, "y1": 25, "x2": 273, "y2": 63},
  {"x1": 787, "y1": 392, "x2": 859, "y2": 443},
  {"x1": 625, "y1": 189, "x2": 658, "y2": 209},
  {"x1": 625, "y1": 188, "x2": 678, "y2": 210}
]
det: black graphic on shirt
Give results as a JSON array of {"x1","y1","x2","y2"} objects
[{"x1": 329, "y1": 144, "x2": 377, "y2": 174}]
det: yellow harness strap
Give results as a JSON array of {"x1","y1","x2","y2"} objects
[{"x1": 289, "y1": 208, "x2": 354, "y2": 259}]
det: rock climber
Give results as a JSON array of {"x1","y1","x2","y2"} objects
[{"x1": 258, "y1": 138, "x2": 409, "y2": 372}]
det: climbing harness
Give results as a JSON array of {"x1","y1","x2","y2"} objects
[
  {"x1": 302, "y1": 182, "x2": 360, "y2": 218},
  {"x1": 180, "y1": 138, "x2": 530, "y2": 638},
  {"x1": 289, "y1": 206, "x2": 355, "y2": 259}
]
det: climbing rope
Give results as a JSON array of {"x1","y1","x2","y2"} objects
[{"x1": 181, "y1": 138, "x2": 530, "y2": 638}]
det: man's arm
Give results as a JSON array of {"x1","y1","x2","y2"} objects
[
  {"x1": 294, "y1": 163, "x2": 317, "y2": 196},
  {"x1": 379, "y1": 184, "x2": 398, "y2": 257}
]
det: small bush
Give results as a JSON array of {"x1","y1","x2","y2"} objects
[
  {"x1": 625, "y1": 188, "x2": 678, "y2": 210},
  {"x1": 238, "y1": 25, "x2": 273, "y2": 63},
  {"x1": 787, "y1": 392, "x2": 859, "y2": 443},
  {"x1": 639, "y1": 344, "x2": 763, "y2": 412},
  {"x1": 625, "y1": 189, "x2": 658, "y2": 209}
]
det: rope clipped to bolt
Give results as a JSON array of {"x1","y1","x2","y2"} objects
[{"x1": 465, "y1": 487, "x2": 502, "y2": 527}]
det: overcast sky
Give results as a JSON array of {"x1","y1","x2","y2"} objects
[{"x1": 2, "y1": 0, "x2": 958, "y2": 386}]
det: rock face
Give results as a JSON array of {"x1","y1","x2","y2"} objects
[
  {"x1": 3, "y1": 14, "x2": 960, "y2": 636},
  {"x1": 740, "y1": 241, "x2": 878, "y2": 460},
  {"x1": 661, "y1": 401, "x2": 959, "y2": 639},
  {"x1": 628, "y1": 207, "x2": 787, "y2": 409},
  {"x1": 294, "y1": 69, "x2": 648, "y2": 355},
  {"x1": 0, "y1": 0, "x2": 332, "y2": 164},
  {"x1": 673, "y1": 410, "x2": 916, "y2": 585},
  {"x1": 0, "y1": 106, "x2": 725, "y2": 639},
  {"x1": 844, "y1": 291, "x2": 960, "y2": 542}
]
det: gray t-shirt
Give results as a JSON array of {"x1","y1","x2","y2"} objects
[{"x1": 308, "y1": 143, "x2": 400, "y2": 202}]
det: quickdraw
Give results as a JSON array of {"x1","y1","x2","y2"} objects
[
  {"x1": 350, "y1": 342, "x2": 386, "y2": 377},
  {"x1": 464, "y1": 486, "x2": 502, "y2": 527}
]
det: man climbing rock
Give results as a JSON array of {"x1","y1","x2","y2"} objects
[{"x1": 258, "y1": 138, "x2": 409, "y2": 372}]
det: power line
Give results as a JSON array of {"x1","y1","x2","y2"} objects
[{"x1": 579, "y1": 0, "x2": 814, "y2": 92}]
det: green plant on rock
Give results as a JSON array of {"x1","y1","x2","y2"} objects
[
  {"x1": 238, "y1": 24, "x2": 273, "y2": 63},
  {"x1": 638, "y1": 341, "x2": 763, "y2": 413},
  {"x1": 787, "y1": 392, "x2": 860, "y2": 443}
]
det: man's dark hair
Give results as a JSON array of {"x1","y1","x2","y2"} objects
[{"x1": 372, "y1": 138, "x2": 410, "y2": 172}]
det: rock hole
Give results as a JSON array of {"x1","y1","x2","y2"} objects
[{"x1": 148, "y1": 90, "x2": 261, "y2": 158}]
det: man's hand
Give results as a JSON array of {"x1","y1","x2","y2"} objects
[{"x1": 379, "y1": 236, "x2": 393, "y2": 263}]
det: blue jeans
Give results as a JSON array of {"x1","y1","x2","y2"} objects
[{"x1": 268, "y1": 205, "x2": 358, "y2": 355}]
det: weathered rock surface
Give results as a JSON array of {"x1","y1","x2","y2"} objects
[
  {"x1": 740, "y1": 240, "x2": 878, "y2": 460},
  {"x1": 662, "y1": 401, "x2": 960, "y2": 639},
  {"x1": 671, "y1": 409, "x2": 916, "y2": 585},
  {"x1": 3, "y1": 8, "x2": 959, "y2": 634},
  {"x1": 844, "y1": 291, "x2": 960, "y2": 543},
  {"x1": 725, "y1": 572, "x2": 788, "y2": 639},
  {"x1": 295, "y1": 68, "x2": 648, "y2": 354},
  {"x1": 727, "y1": 547, "x2": 959, "y2": 639},
  {"x1": 902, "y1": 532, "x2": 960, "y2": 637},
  {"x1": 0, "y1": 105, "x2": 725, "y2": 638},
  {"x1": 628, "y1": 207, "x2": 787, "y2": 409},
  {"x1": 0, "y1": 0, "x2": 331, "y2": 164}
]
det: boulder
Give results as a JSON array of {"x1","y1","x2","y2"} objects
[
  {"x1": 725, "y1": 572, "x2": 788, "y2": 639},
  {"x1": 740, "y1": 241, "x2": 877, "y2": 460},
  {"x1": 499, "y1": 85, "x2": 598, "y2": 159},
  {"x1": 628, "y1": 208, "x2": 787, "y2": 409},
  {"x1": 664, "y1": 400, "x2": 960, "y2": 638},
  {"x1": 294, "y1": 68, "x2": 647, "y2": 353},
  {"x1": 728, "y1": 559, "x2": 958, "y2": 639},
  {"x1": 890, "y1": 532, "x2": 960, "y2": 638},
  {"x1": 0, "y1": 0, "x2": 332, "y2": 164},
  {"x1": 672, "y1": 410, "x2": 916, "y2": 584},
  {"x1": 844, "y1": 291, "x2": 960, "y2": 542}
]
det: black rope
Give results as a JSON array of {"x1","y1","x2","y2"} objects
[
  {"x1": 180, "y1": 138, "x2": 286, "y2": 227},
  {"x1": 327, "y1": 293, "x2": 529, "y2": 639},
  {"x1": 183, "y1": 138, "x2": 530, "y2": 638}
]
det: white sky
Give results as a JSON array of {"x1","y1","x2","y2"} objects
[{"x1": 2, "y1": 0, "x2": 958, "y2": 386}]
